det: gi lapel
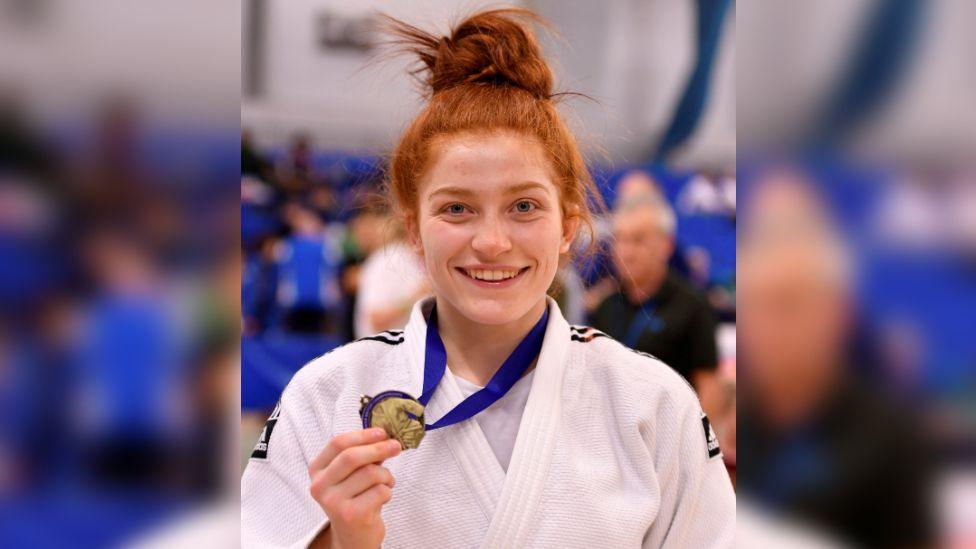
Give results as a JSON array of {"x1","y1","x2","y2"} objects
[
  {"x1": 404, "y1": 300, "x2": 506, "y2": 522},
  {"x1": 481, "y1": 297, "x2": 570, "y2": 548}
]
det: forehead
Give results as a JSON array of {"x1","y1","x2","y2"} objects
[
  {"x1": 739, "y1": 244, "x2": 840, "y2": 298},
  {"x1": 421, "y1": 131, "x2": 556, "y2": 198}
]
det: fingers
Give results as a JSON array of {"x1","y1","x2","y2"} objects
[
  {"x1": 309, "y1": 428, "x2": 388, "y2": 474},
  {"x1": 325, "y1": 483, "x2": 393, "y2": 527},
  {"x1": 325, "y1": 439, "x2": 402, "y2": 484},
  {"x1": 350, "y1": 483, "x2": 393, "y2": 516},
  {"x1": 333, "y1": 463, "x2": 395, "y2": 500}
]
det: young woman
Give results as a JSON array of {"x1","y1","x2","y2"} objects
[{"x1": 242, "y1": 9, "x2": 735, "y2": 548}]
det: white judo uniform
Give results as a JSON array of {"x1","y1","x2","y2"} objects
[{"x1": 242, "y1": 297, "x2": 736, "y2": 548}]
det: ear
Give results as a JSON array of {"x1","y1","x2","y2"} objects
[
  {"x1": 661, "y1": 233, "x2": 676, "y2": 259},
  {"x1": 649, "y1": 232, "x2": 676, "y2": 264},
  {"x1": 560, "y1": 205, "x2": 581, "y2": 255},
  {"x1": 403, "y1": 213, "x2": 424, "y2": 256}
]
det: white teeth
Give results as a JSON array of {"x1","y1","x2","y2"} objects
[{"x1": 465, "y1": 268, "x2": 519, "y2": 281}]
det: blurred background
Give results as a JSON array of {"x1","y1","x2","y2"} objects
[
  {"x1": 1, "y1": 0, "x2": 975, "y2": 547},
  {"x1": 0, "y1": 0, "x2": 240, "y2": 547},
  {"x1": 736, "y1": 1, "x2": 976, "y2": 548}
]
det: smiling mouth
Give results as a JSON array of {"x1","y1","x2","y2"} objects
[{"x1": 457, "y1": 267, "x2": 530, "y2": 282}]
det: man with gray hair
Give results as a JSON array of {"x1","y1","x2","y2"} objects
[
  {"x1": 736, "y1": 169, "x2": 935, "y2": 548},
  {"x1": 591, "y1": 171, "x2": 718, "y2": 390}
]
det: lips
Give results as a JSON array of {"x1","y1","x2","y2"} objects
[{"x1": 456, "y1": 266, "x2": 530, "y2": 286}]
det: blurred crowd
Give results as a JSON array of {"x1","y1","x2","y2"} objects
[{"x1": 0, "y1": 94, "x2": 239, "y2": 545}]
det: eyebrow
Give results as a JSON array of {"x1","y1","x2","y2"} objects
[{"x1": 428, "y1": 181, "x2": 550, "y2": 200}]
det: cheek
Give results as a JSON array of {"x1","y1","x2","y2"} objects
[
  {"x1": 522, "y1": 219, "x2": 564, "y2": 264},
  {"x1": 420, "y1": 220, "x2": 469, "y2": 264},
  {"x1": 614, "y1": 242, "x2": 637, "y2": 264}
]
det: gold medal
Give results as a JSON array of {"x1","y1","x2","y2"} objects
[{"x1": 359, "y1": 391, "x2": 426, "y2": 450}]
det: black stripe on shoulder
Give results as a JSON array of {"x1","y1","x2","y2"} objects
[
  {"x1": 356, "y1": 336, "x2": 404, "y2": 346},
  {"x1": 570, "y1": 333, "x2": 610, "y2": 343},
  {"x1": 569, "y1": 325, "x2": 609, "y2": 343},
  {"x1": 626, "y1": 347, "x2": 662, "y2": 362},
  {"x1": 356, "y1": 330, "x2": 405, "y2": 346},
  {"x1": 569, "y1": 325, "x2": 672, "y2": 378}
]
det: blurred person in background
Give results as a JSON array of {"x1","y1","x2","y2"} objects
[
  {"x1": 737, "y1": 170, "x2": 936, "y2": 548},
  {"x1": 274, "y1": 202, "x2": 344, "y2": 334},
  {"x1": 74, "y1": 227, "x2": 187, "y2": 488},
  {"x1": 337, "y1": 205, "x2": 388, "y2": 340},
  {"x1": 242, "y1": 234, "x2": 280, "y2": 337},
  {"x1": 591, "y1": 171, "x2": 719, "y2": 396},
  {"x1": 550, "y1": 264, "x2": 586, "y2": 326},
  {"x1": 353, "y1": 208, "x2": 430, "y2": 339},
  {"x1": 241, "y1": 128, "x2": 272, "y2": 181},
  {"x1": 275, "y1": 133, "x2": 317, "y2": 197}
]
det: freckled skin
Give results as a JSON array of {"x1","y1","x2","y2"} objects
[{"x1": 414, "y1": 131, "x2": 577, "y2": 329}]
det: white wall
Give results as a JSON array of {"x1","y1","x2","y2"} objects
[
  {"x1": 242, "y1": 0, "x2": 735, "y2": 169},
  {"x1": 244, "y1": 0, "x2": 512, "y2": 151}
]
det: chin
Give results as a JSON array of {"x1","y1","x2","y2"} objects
[{"x1": 455, "y1": 295, "x2": 536, "y2": 326}]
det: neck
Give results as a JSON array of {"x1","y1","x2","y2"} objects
[
  {"x1": 623, "y1": 266, "x2": 667, "y2": 305},
  {"x1": 433, "y1": 297, "x2": 548, "y2": 386}
]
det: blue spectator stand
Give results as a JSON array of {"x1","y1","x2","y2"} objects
[
  {"x1": 0, "y1": 488, "x2": 188, "y2": 549},
  {"x1": 241, "y1": 202, "x2": 283, "y2": 250},
  {"x1": 242, "y1": 332, "x2": 344, "y2": 412}
]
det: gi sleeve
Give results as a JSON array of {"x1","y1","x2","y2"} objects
[
  {"x1": 643, "y1": 398, "x2": 736, "y2": 548},
  {"x1": 241, "y1": 381, "x2": 331, "y2": 548}
]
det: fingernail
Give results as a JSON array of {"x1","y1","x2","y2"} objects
[
  {"x1": 388, "y1": 440, "x2": 402, "y2": 452},
  {"x1": 370, "y1": 428, "x2": 386, "y2": 438}
]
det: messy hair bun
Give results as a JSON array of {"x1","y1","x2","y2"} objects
[
  {"x1": 383, "y1": 8, "x2": 553, "y2": 100},
  {"x1": 382, "y1": 7, "x2": 603, "y2": 261}
]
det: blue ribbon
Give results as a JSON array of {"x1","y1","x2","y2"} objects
[{"x1": 418, "y1": 304, "x2": 549, "y2": 430}]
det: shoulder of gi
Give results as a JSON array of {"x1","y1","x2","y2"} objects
[{"x1": 567, "y1": 324, "x2": 700, "y2": 407}]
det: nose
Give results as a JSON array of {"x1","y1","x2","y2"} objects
[{"x1": 471, "y1": 214, "x2": 513, "y2": 257}]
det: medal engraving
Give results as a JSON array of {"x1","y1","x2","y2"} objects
[{"x1": 359, "y1": 391, "x2": 426, "y2": 450}]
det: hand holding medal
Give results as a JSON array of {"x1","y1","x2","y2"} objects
[{"x1": 308, "y1": 428, "x2": 401, "y2": 549}]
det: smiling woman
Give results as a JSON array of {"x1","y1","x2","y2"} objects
[
  {"x1": 413, "y1": 130, "x2": 574, "y2": 332},
  {"x1": 241, "y1": 8, "x2": 735, "y2": 549}
]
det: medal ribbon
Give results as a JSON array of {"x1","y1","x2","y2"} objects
[{"x1": 418, "y1": 304, "x2": 549, "y2": 430}]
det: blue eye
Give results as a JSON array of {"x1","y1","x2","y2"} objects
[
  {"x1": 445, "y1": 203, "x2": 467, "y2": 215},
  {"x1": 515, "y1": 200, "x2": 536, "y2": 213}
]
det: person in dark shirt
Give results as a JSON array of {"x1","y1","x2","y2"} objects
[
  {"x1": 591, "y1": 187, "x2": 718, "y2": 388},
  {"x1": 737, "y1": 174, "x2": 935, "y2": 548}
]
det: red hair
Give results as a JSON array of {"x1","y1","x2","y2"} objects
[{"x1": 381, "y1": 8, "x2": 603, "y2": 260}]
